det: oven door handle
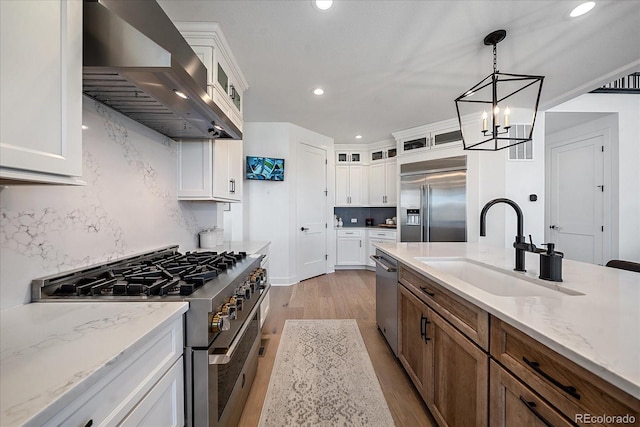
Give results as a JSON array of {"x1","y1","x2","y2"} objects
[{"x1": 208, "y1": 283, "x2": 271, "y2": 365}]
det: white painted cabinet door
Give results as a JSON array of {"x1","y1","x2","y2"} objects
[
  {"x1": 348, "y1": 165, "x2": 366, "y2": 206},
  {"x1": 119, "y1": 358, "x2": 184, "y2": 427},
  {"x1": 336, "y1": 238, "x2": 364, "y2": 265},
  {"x1": 178, "y1": 140, "x2": 214, "y2": 198},
  {"x1": 212, "y1": 140, "x2": 231, "y2": 200},
  {"x1": 385, "y1": 160, "x2": 397, "y2": 206},
  {"x1": 212, "y1": 139, "x2": 242, "y2": 202},
  {"x1": 0, "y1": 0, "x2": 83, "y2": 184},
  {"x1": 369, "y1": 163, "x2": 386, "y2": 206},
  {"x1": 335, "y1": 165, "x2": 350, "y2": 205},
  {"x1": 369, "y1": 160, "x2": 396, "y2": 206},
  {"x1": 226, "y1": 140, "x2": 243, "y2": 200}
]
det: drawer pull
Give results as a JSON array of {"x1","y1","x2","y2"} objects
[
  {"x1": 420, "y1": 314, "x2": 431, "y2": 342},
  {"x1": 518, "y1": 396, "x2": 553, "y2": 427},
  {"x1": 84, "y1": 421, "x2": 93, "y2": 427},
  {"x1": 420, "y1": 286, "x2": 435, "y2": 297},
  {"x1": 523, "y1": 357, "x2": 581, "y2": 400}
]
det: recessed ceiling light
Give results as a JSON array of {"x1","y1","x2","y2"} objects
[
  {"x1": 313, "y1": 88, "x2": 325, "y2": 96},
  {"x1": 355, "y1": 135, "x2": 362, "y2": 139},
  {"x1": 315, "y1": 0, "x2": 333, "y2": 10},
  {"x1": 174, "y1": 89, "x2": 189, "y2": 99},
  {"x1": 570, "y1": 2, "x2": 595, "y2": 17}
]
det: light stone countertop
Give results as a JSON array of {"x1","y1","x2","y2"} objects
[
  {"x1": 375, "y1": 242, "x2": 640, "y2": 399},
  {"x1": 189, "y1": 240, "x2": 270, "y2": 254},
  {"x1": 0, "y1": 302, "x2": 188, "y2": 427}
]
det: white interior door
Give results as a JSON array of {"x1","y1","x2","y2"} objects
[
  {"x1": 547, "y1": 134, "x2": 604, "y2": 264},
  {"x1": 297, "y1": 142, "x2": 327, "y2": 281}
]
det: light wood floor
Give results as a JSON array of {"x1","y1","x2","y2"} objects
[{"x1": 238, "y1": 270, "x2": 436, "y2": 427}]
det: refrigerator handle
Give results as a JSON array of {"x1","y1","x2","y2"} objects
[
  {"x1": 424, "y1": 184, "x2": 431, "y2": 242},
  {"x1": 420, "y1": 185, "x2": 426, "y2": 242}
]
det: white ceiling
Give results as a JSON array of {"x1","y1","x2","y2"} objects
[{"x1": 159, "y1": 0, "x2": 640, "y2": 145}]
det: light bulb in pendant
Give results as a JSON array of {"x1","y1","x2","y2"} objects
[{"x1": 481, "y1": 111, "x2": 488, "y2": 132}]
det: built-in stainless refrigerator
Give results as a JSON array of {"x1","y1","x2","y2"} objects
[{"x1": 400, "y1": 156, "x2": 467, "y2": 242}]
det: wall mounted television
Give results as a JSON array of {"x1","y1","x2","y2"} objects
[{"x1": 246, "y1": 156, "x2": 285, "y2": 181}]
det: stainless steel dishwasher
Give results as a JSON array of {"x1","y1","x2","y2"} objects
[{"x1": 371, "y1": 249, "x2": 398, "y2": 357}]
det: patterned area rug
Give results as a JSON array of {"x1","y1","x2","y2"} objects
[{"x1": 258, "y1": 319, "x2": 395, "y2": 426}]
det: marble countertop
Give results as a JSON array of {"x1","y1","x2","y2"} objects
[
  {"x1": 188, "y1": 240, "x2": 270, "y2": 254},
  {"x1": 375, "y1": 242, "x2": 640, "y2": 399},
  {"x1": 0, "y1": 302, "x2": 188, "y2": 427}
]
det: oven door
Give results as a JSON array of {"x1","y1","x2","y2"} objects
[{"x1": 190, "y1": 287, "x2": 267, "y2": 427}]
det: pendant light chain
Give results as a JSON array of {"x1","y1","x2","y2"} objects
[{"x1": 493, "y1": 43, "x2": 498, "y2": 74}]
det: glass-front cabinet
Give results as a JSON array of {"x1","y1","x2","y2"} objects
[
  {"x1": 393, "y1": 118, "x2": 463, "y2": 156},
  {"x1": 175, "y1": 22, "x2": 248, "y2": 133}
]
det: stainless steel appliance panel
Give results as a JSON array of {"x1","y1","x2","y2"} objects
[
  {"x1": 400, "y1": 174, "x2": 427, "y2": 242},
  {"x1": 425, "y1": 170, "x2": 467, "y2": 242},
  {"x1": 372, "y1": 250, "x2": 399, "y2": 357},
  {"x1": 400, "y1": 156, "x2": 467, "y2": 243}
]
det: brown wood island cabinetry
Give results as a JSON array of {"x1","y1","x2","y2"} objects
[
  {"x1": 491, "y1": 317, "x2": 640, "y2": 426},
  {"x1": 397, "y1": 262, "x2": 640, "y2": 427},
  {"x1": 398, "y1": 265, "x2": 489, "y2": 427}
]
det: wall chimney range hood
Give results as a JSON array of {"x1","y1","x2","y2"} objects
[{"x1": 83, "y1": 0, "x2": 241, "y2": 140}]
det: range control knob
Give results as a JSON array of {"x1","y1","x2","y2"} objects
[
  {"x1": 209, "y1": 312, "x2": 230, "y2": 333},
  {"x1": 228, "y1": 296, "x2": 242, "y2": 311}
]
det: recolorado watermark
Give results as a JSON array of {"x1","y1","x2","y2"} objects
[{"x1": 575, "y1": 413, "x2": 636, "y2": 424}]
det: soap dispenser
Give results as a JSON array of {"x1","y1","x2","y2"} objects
[{"x1": 539, "y1": 243, "x2": 563, "y2": 282}]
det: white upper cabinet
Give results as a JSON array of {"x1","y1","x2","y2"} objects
[
  {"x1": 369, "y1": 159, "x2": 397, "y2": 206},
  {"x1": 0, "y1": 0, "x2": 83, "y2": 185},
  {"x1": 336, "y1": 150, "x2": 367, "y2": 165},
  {"x1": 178, "y1": 139, "x2": 243, "y2": 202},
  {"x1": 393, "y1": 118, "x2": 463, "y2": 156},
  {"x1": 335, "y1": 165, "x2": 367, "y2": 206},
  {"x1": 175, "y1": 22, "x2": 248, "y2": 133}
]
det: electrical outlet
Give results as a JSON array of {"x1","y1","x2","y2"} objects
[{"x1": 350, "y1": 218, "x2": 357, "y2": 223}]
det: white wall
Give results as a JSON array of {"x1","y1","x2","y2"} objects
[
  {"x1": 0, "y1": 97, "x2": 218, "y2": 310},
  {"x1": 243, "y1": 122, "x2": 334, "y2": 285},
  {"x1": 547, "y1": 93, "x2": 640, "y2": 261}
]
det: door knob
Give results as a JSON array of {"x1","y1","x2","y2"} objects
[
  {"x1": 301, "y1": 227, "x2": 309, "y2": 231},
  {"x1": 549, "y1": 225, "x2": 558, "y2": 230}
]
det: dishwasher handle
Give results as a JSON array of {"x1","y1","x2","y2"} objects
[{"x1": 370, "y1": 255, "x2": 397, "y2": 272}]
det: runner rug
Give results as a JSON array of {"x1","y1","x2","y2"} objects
[{"x1": 258, "y1": 319, "x2": 395, "y2": 426}]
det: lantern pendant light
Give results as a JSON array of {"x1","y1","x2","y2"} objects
[{"x1": 455, "y1": 30, "x2": 544, "y2": 151}]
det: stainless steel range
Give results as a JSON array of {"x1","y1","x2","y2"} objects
[{"x1": 31, "y1": 245, "x2": 270, "y2": 427}]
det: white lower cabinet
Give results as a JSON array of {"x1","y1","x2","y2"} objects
[
  {"x1": 119, "y1": 359, "x2": 184, "y2": 427},
  {"x1": 336, "y1": 229, "x2": 397, "y2": 268},
  {"x1": 336, "y1": 229, "x2": 365, "y2": 265},
  {"x1": 46, "y1": 317, "x2": 184, "y2": 427}
]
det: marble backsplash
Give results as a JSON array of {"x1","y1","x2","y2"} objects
[{"x1": 0, "y1": 97, "x2": 218, "y2": 310}]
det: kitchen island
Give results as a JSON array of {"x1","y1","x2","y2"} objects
[
  {"x1": 0, "y1": 302, "x2": 188, "y2": 426},
  {"x1": 375, "y1": 241, "x2": 639, "y2": 425}
]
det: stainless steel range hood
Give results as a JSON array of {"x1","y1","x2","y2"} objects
[{"x1": 83, "y1": 0, "x2": 241, "y2": 140}]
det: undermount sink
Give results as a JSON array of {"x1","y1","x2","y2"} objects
[{"x1": 415, "y1": 257, "x2": 584, "y2": 297}]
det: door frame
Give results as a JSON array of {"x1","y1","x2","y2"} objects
[
  {"x1": 295, "y1": 141, "x2": 328, "y2": 281},
  {"x1": 544, "y1": 120, "x2": 614, "y2": 265}
]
